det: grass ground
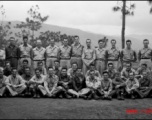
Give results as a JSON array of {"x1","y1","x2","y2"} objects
[{"x1": 0, "y1": 98, "x2": 152, "y2": 119}]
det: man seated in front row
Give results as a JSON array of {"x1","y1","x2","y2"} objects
[
  {"x1": 125, "y1": 72, "x2": 140, "y2": 99},
  {"x1": 5, "y1": 68, "x2": 27, "y2": 97},
  {"x1": 121, "y1": 62, "x2": 136, "y2": 81},
  {"x1": 22, "y1": 67, "x2": 33, "y2": 96},
  {"x1": 3, "y1": 61, "x2": 12, "y2": 77},
  {"x1": 111, "y1": 72, "x2": 126, "y2": 100},
  {"x1": 0, "y1": 67, "x2": 8, "y2": 97},
  {"x1": 18, "y1": 59, "x2": 30, "y2": 76},
  {"x1": 85, "y1": 70, "x2": 101, "y2": 100},
  {"x1": 85, "y1": 63, "x2": 101, "y2": 80},
  {"x1": 36, "y1": 61, "x2": 47, "y2": 76},
  {"x1": 67, "y1": 62, "x2": 78, "y2": 77},
  {"x1": 29, "y1": 68, "x2": 45, "y2": 98},
  {"x1": 97, "y1": 71, "x2": 113, "y2": 100},
  {"x1": 136, "y1": 71, "x2": 152, "y2": 98},
  {"x1": 39, "y1": 67, "x2": 65, "y2": 98},
  {"x1": 58, "y1": 67, "x2": 72, "y2": 99}
]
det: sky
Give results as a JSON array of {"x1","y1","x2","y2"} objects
[{"x1": 0, "y1": 1, "x2": 152, "y2": 36}]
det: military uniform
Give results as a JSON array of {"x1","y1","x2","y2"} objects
[
  {"x1": 32, "y1": 47, "x2": 46, "y2": 69},
  {"x1": 82, "y1": 48, "x2": 95, "y2": 75},
  {"x1": 19, "y1": 44, "x2": 32, "y2": 67},
  {"x1": 138, "y1": 47, "x2": 152, "y2": 70},
  {"x1": 107, "y1": 47, "x2": 120, "y2": 70},
  {"x1": 71, "y1": 43, "x2": 84, "y2": 68},
  {"x1": 59, "y1": 45, "x2": 72, "y2": 69},
  {"x1": 95, "y1": 48, "x2": 107, "y2": 76},
  {"x1": 46, "y1": 45, "x2": 59, "y2": 68}
]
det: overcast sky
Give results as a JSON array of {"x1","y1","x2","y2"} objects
[{"x1": 1, "y1": 1, "x2": 152, "y2": 36}]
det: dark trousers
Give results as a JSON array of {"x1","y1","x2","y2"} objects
[
  {"x1": 0, "y1": 59, "x2": 5, "y2": 67},
  {"x1": 6, "y1": 58, "x2": 18, "y2": 68}
]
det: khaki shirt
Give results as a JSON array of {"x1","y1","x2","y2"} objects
[
  {"x1": 71, "y1": 43, "x2": 84, "y2": 57},
  {"x1": 30, "y1": 74, "x2": 45, "y2": 84},
  {"x1": 86, "y1": 76, "x2": 101, "y2": 89},
  {"x1": 95, "y1": 48, "x2": 107, "y2": 60},
  {"x1": 107, "y1": 47, "x2": 120, "y2": 60},
  {"x1": 0, "y1": 49, "x2": 5, "y2": 60},
  {"x1": 121, "y1": 48, "x2": 137, "y2": 62},
  {"x1": 82, "y1": 48, "x2": 95, "y2": 60},
  {"x1": 33, "y1": 47, "x2": 46, "y2": 60},
  {"x1": 59, "y1": 45, "x2": 71, "y2": 59},
  {"x1": 46, "y1": 45, "x2": 59, "y2": 57},
  {"x1": 138, "y1": 47, "x2": 152, "y2": 60},
  {"x1": 19, "y1": 44, "x2": 32, "y2": 58}
]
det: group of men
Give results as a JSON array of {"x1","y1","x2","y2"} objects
[{"x1": 0, "y1": 35, "x2": 152, "y2": 100}]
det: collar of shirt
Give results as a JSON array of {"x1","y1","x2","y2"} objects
[
  {"x1": 62, "y1": 45, "x2": 70, "y2": 49},
  {"x1": 36, "y1": 47, "x2": 43, "y2": 52},
  {"x1": 49, "y1": 45, "x2": 57, "y2": 49},
  {"x1": 73, "y1": 43, "x2": 81, "y2": 49},
  {"x1": 143, "y1": 47, "x2": 150, "y2": 50},
  {"x1": 98, "y1": 47, "x2": 105, "y2": 52}
]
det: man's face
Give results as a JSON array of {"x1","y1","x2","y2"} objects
[
  {"x1": 126, "y1": 64, "x2": 131, "y2": 70},
  {"x1": 103, "y1": 73, "x2": 109, "y2": 80},
  {"x1": 142, "y1": 72, "x2": 147, "y2": 78},
  {"x1": 63, "y1": 39, "x2": 68, "y2": 46},
  {"x1": 111, "y1": 41, "x2": 116, "y2": 47},
  {"x1": 37, "y1": 41, "x2": 42, "y2": 48},
  {"x1": 12, "y1": 70, "x2": 17, "y2": 76},
  {"x1": 0, "y1": 70, "x2": 3, "y2": 77},
  {"x1": 23, "y1": 62, "x2": 28, "y2": 68},
  {"x1": 115, "y1": 73, "x2": 120, "y2": 79},
  {"x1": 90, "y1": 71, "x2": 95, "y2": 78},
  {"x1": 38, "y1": 63, "x2": 43, "y2": 69},
  {"x1": 108, "y1": 65, "x2": 113, "y2": 70},
  {"x1": 141, "y1": 65, "x2": 146, "y2": 70},
  {"x1": 10, "y1": 38, "x2": 15, "y2": 46},
  {"x1": 35, "y1": 70, "x2": 40, "y2": 77},
  {"x1": 90, "y1": 65, "x2": 95, "y2": 70},
  {"x1": 143, "y1": 41, "x2": 149, "y2": 48},
  {"x1": 126, "y1": 42, "x2": 131, "y2": 47},
  {"x1": 25, "y1": 68, "x2": 30, "y2": 75},
  {"x1": 61, "y1": 69, "x2": 67, "y2": 76},
  {"x1": 129, "y1": 73, "x2": 134, "y2": 80},
  {"x1": 50, "y1": 39, "x2": 55, "y2": 46},
  {"x1": 48, "y1": 69, "x2": 54, "y2": 76},
  {"x1": 54, "y1": 62, "x2": 59, "y2": 68},
  {"x1": 99, "y1": 41, "x2": 104, "y2": 48},
  {"x1": 74, "y1": 37, "x2": 79, "y2": 44},
  {"x1": 6, "y1": 63, "x2": 11, "y2": 69},
  {"x1": 72, "y1": 64, "x2": 78, "y2": 71},
  {"x1": 86, "y1": 39, "x2": 91, "y2": 47},
  {"x1": 23, "y1": 38, "x2": 28, "y2": 44}
]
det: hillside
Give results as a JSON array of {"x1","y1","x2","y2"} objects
[{"x1": 2, "y1": 21, "x2": 152, "y2": 50}]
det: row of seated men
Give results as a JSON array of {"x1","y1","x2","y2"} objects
[
  {"x1": 0, "y1": 59, "x2": 152, "y2": 100},
  {"x1": 0, "y1": 36, "x2": 152, "y2": 78}
]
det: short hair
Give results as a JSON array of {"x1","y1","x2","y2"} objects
[
  {"x1": 9, "y1": 37, "x2": 15, "y2": 40},
  {"x1": 141, "y1": 63, "x2": 147, "y2": 67},
  {"x1": 74, "y1": 35, "x2": 79, "y2": 39},
  {"x1": 35, "y1": 68, "x2": 40, "y2": 72},
  {"x1": 37, "y1": 61, "x2": 43, "y2": 65},
  {"x1": 111, "y1": 39, "x2": 116, "y2": 43},
  {"x1": 36, "y1": 39, "x2": 42, "y2": 43},
  {"x1": 72, "y1": 62, "x2": 78, "y2": 66},
  {"x1": 61, "y1": 67, "x2": 67, "y2": 71},
  {"x1": 23, "y1": 59, "x2": 28, "y2": 64},
  {"x1": 129, "y1": 72, "x2": 135, "y2": 76},
  {"x1": 108, "y1": 62, "x2": 113, "y2": 66},
  {"x1": 89, "y1": 69, "x2": 95, "y2": 74},
  {"x1": 86, "y1": 39, "x2": 91, "y2": 42},
  {"x1": 90, "y1": 63, "x2": 95, "y2": 66},
  {"x1": 126, "y1": 62, "x2": 132, "y2": 66},
  {"x1": 98, "y1": 39, "x2": 104, "y2": 43},
  {"x1": 11, "y1": 67, "x2": 17, "y2": 71},
  {"x1": 63, "y1": 37, "x2": 68, "y2": 40},
  {"x1": 23, "y1": 36, "x2": 28, "y2": 40},
  {"x1": 103, "y1": 71, "x2": 109, "y2": 75},
  {"x1": 115, "y1": 71, "x2": 120, "y2": 75},
  {"x1": 143, "y1": 39, "x2": 149, "y2": 43},
  {"x1": 0, "y1": 67, "x2": 4, "y2": 72},
  {"x1": 54, "y1": 60, "x2": 60, "y2": 63},
  {"x1": 24, "y1": 67, "x2": 30, "y2": 70},
  {"x1": 126, "y1": 39, "x2": 132, "y2": 43}
]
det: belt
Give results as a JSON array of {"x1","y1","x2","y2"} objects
[
  {"x1": 60, "y1": 58, "x2": 71, "y2": 60},
  {"x1": 47, "y1": 56, "x2": 57, "y2": 58},
  {"x1": 108, "y1": 59, "x2": 118, "y2": 61},
  {"x1": 20, "y1": 56, "x2": 30, "y2": 58},
  {"x1": 141, "y1": 58, "x2": 151, "y2": 59},
  {"x1": 71, "y1": 56, "x2": 82, "y2": 58},
  {"x1": 33, "y1": 59, "x2": 45, "y2": 61},
  {"x1": 96, "y1": 59, "x2": 105, "y2": 61}
]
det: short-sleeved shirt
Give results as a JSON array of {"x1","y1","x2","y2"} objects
[
  {"x1": 82, "y1": 48, "x2": 95, "y2": 60},
  {"x1": 138, "y1": 47, "x2": 152, "y2": 59},
  {"x1": 121, "y1": 68, "x2": 136, "y2": 79},
  {"x1": 95, "y1": 48, "x2": 107, "y2": 60},
  {"x1": 30, "y1": 74, "x2": 45, "y2": 83},
  {"x1": 59, "y1": 45, "x2": 71, "y2": 59},
  {"x1": 33, "y1": 47, "x2": 46, "y2": 60},
  {"x1": 5, "y1": 75, "x2": 25, "y2": 85},
  {"x1": 19, "y1": 44, "x2": 32, "y2": 58},
  {"x1": 86, "y1": 76, "x2": 101, "y2": 89},
  {"x1": 71, "y1": 43, "x2": 84, "y2": 57},
  {"x1": 100, "y1": 78, "x2": 112, "y2": 92},
  {"x1": 46, "y1": 45, "x2": 59, "y2": 57},
  {"x1": 107, "y1": 47, "x2": 120, "y2": 60}
]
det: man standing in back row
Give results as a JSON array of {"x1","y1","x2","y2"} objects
[
  {"x1": 138, "y1": 39, "x2": 152, "y2": 70},
  {"x1": 82, "y1": 39, "x2": 95, "y2": 75},
  {"x1": 71, "y1": 35, "x2": 84, "y2": 69}
]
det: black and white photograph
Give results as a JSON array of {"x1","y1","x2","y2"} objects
[{"x1": 0, "y1": 0, "x2": 152, "y2": 119}]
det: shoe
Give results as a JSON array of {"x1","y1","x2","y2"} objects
[
  {"x1": 65, "y1": 94, "x2": 72, "y2": 99},
  {"x1": 93, "y1": 94, "x2": 100, "y2": 100},
  {"x1": 37, "y1": 94, "x2": 40, "y2": 98},
  {"x1": 117, "y1": 95, "x2": 121, "y2": 100},
  {"x1": 120, "y1": 95, "x2": 125, "y2": 100},
  {"x1": 59, "y1": 94, "x2": 63, "y2": 99},
  {"x1": 33, "y1": 94, "x2": 37, "y2": 98},
  {"x1": 87, "y1": 94, "x2": 92, "y2": 100},
  {"x1": 131, "y1": 94, "x2": 135, "y2": 99},
  {"x1": 107, "y1": 96, "x2": 112, "y2": 100}
]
